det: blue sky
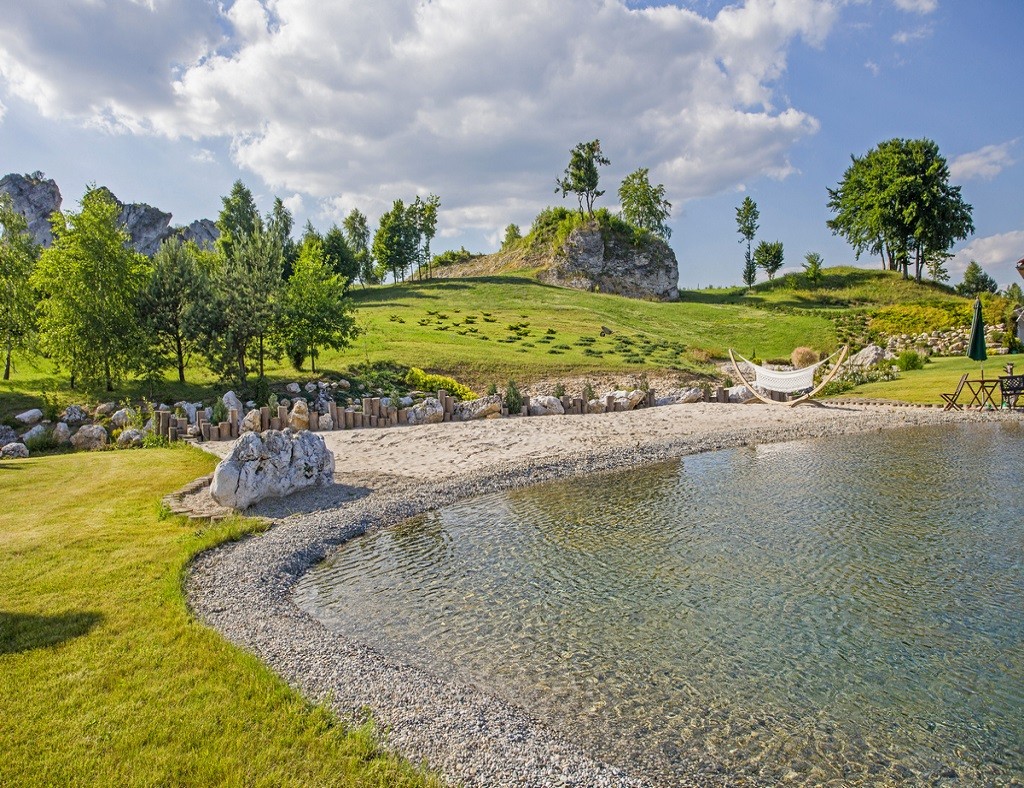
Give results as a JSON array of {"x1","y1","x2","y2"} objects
[{"x1": 1, "y1": 0, "x2": 1021, "y2": 287}]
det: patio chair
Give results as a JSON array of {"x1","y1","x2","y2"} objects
[
  {"x1": 1000, "y1": 374, "x2": 1024, "y2": 409},
  {"x1": 941, "y1": 373, "x2": 969, "y2": 411}
]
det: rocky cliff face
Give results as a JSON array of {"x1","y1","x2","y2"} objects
[
  {"x1": 538, "y1": 223, "x2": 679, "y2": 302},
  {"x1": 0, "y1": 172, "x2": 62, "y2": 247},
  {"x1": 0, "y1": 171, "x2": 218, "y2": 254}
]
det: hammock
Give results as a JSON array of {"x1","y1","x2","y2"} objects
[{"x1": 728, "y1": 346, "x2": 849, "y2": 407}]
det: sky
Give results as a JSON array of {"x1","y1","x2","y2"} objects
[{"x1": 1, "y1": 0, "x2": 1022, "y2": 288}]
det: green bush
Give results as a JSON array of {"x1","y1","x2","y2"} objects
[
  {"x1": 404, "y1": 368, "x2": 476, "y2": 401},
  {"x1": 503, "y1": 380, "x2": 523, "y2": 413},
  {"x1": 552, "y1": 382, "x2": 565, "y2": 398},
  {"x1": 895, "y1": 350, "x2": 925, "y2": 371}
]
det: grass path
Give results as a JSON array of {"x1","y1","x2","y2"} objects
[{"x1": 0, "y1": 446, "x2": 439, "y2": 787}]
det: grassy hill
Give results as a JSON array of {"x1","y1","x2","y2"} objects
[{"x1": 2, "y1": 266, "x2": 1017, "y2": 419}]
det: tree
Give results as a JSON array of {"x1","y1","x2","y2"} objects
[
  {"x1": 269, "y1": 197, "x2": 298, "y2": 279},
  {"x1": 279, "y1": 238, "x2": 358, "y2": 373},
  {"x1": 827, "y1": 138, "x2": 974, "y2": 282},
  {"x1": 322, "y1": 224, "x2": 357, "y2": 285},
  {"x1": 736, "y1": 196, "x2": 759, "y2": 288},
  {"x1": 196, "y1": 192, "x2": 284, "y2": 382},
  {"x1": 0, "y1": 195, "x2": 39, "y2": 380},
  {"x1": 802, "y1": 251, "x2": 824, "y2": 289},
  {"x1": 32, "y1": 186, "x2": 149, "y2": 391},
  {"x1": 555, "y1": 139, "x2": 609, "y2": 218},
  {"x1": 139, "y1": 238, "x2": 206, "y2": 383},
  {"x1": 413, "y1": 194, "x2": 440, "y2": 279},
  {"x1": 372, "y1": 200, "x2": 419, "y2": 284},
  {"x1": 1005, "y1": 282, "x2": 1024, "y2": 306},
  {"x1": 956, "y1": 260, "x2": 998, "y2": 297},
  {"x1": 754, "y1": 240, "x2": 784, "y2": 280},
  {"x1": 501, "y1": 223, "x2": 522, "y2": 250},
  {"x1": 343, "y1": 208, "x2": 375, "y2": 286},
  {"x1": 215, "y1": 180, "x2": 262, "y2": 261},
  {"x1": 618, "y1": 168, "x2": 672, "y2": 239}
]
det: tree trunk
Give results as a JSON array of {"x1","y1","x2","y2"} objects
[
  {"x1": 176, "y1": 334, "x2": 186, "y2": 383},
  {"x1": 310, "y1": 345, "x2": 317, "y2": 373},
  {"x1": 259, "y1": 335, "x2": 265, "y2": 378},
  {"x1": 3, "y1": 336, "x2": 10, "y2": 380},
  {"x1": 105, "y1": 358, "x2": 113, "y2": 392}
]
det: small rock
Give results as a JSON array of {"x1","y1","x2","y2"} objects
[
  {"x1": 304, "y1": 381, "x2": 317, "y2": 393},
  {"x1": 71, "y1": 424, "x2": 108, "y2": 451},
  {"x1": 241, "y1": 409, "x2": 263, "y2": 433},
  {"x1": 337, "y1": 379, "x2": 351, "y2": 390},
  {"x1": 288, "y1": 399, "x2": 310, "y2": 431},
  {"x1": 60, "y1": 405, "x2": 90, "y2": 425},
  {"x1": 15, "y1": 408, "x2": 43, "y2": 425},
  {"x1": 21, "y1": 423, "x2": 49, "y2": 443},
  {"x1": 0, "y1": 425, "x2": 18, "y2": 446},
  {"x1": 407, "y1": 397, "x2": 444, "y2": 425},
  {"x1": 110, "y1": 407, "x2": 134, "y2": 428},
  {"x1": 94, "y1": 402, "x2": 117, "y2": 417},
  {"x1": 116, "y1": 428, "x2": 145, "y2": 448},
  {"x1": 222, "y1": 390, "x2": 245, "y2": 424},
  {"x1": 286, "y1": 382, "x2": 301, "y2": 395},
  {"x1": 52, "y1": 422, "x2": 72, "y2": 446},
  {"x1": 1, "y1": 442, "x2": 29, "y2": 459},
  {"x1": 528, "y1": 395, "x2": 564, "y2": 416}
]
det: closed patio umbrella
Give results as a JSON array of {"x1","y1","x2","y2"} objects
[{"x1": 967, "y1": 296, "x2": 987, "y2": 375}]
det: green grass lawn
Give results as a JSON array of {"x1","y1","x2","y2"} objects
[
  {"x1": 830, "y1": 353, "x2": 1024, "y2": 404},
  {"x1": 0, "y1": 446, "x2": 439, "y2": 788}
]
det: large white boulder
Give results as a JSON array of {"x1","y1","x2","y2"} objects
[
  {"x1": 222, "y1": 390, "x2": 245, "y2": 425},
  {"x1": 0, "y1": 425, "x2": 18, "y2": 446},
  {"x1": 210, "y1": 430, "x2": 335, "y2": 510},
  {"x1": 116, "y1": 428, "x2": 145, "y2": 448},
  {"x1": 61, "y1": 405, "x2": 89, "y2": 425},
  {"x1": 52, "y1": 422, "x2": 72, "y2": 445},
  {"x1": 848, "y1": 344, "x2": 886, "y2": 368},
  {"x1": 71, "y1": 424, "x2": 108, "y2": 451},
  {"x1": 21, "y1": 424, "x2": 49, "y2": 444}
]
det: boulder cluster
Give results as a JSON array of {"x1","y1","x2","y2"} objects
[{"x1": 882, "y1": 323, "x2": 1011, "y2": 358}]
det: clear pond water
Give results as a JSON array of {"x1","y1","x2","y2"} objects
[{"x1": 294, "y1": 424, "x2": 1024, "y2": 785}]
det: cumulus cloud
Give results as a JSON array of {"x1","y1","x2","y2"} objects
[
  {"x1": 950, "y1": 230, "x2": 1024, "y2": 287},
  {"x1": 892, "y1": 25, "x2": 933, "y2": 44},
  {"x1": 191, "y1": 148, "x2": 216, "y2": 164},
  {"x1": 892, "y1": 0, "x2": 938, "y2": 13},
  {"x1": 949, "y1": 140, "x2": 1018, "y2": 181},
  {"x1": 0, "y1": 0, "x2": 841, "y2": 236},
  {"x1": 864, "y1": 60, "x2": 881, "y2": 76}
]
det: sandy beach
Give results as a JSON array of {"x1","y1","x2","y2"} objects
[{"x1": 186, "y1": 403, "x2": 1020, "y2": 786}]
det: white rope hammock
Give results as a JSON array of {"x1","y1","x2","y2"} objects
[
  {"x1": 731, "y1": 352, "x2": 835, "y2": 393},
  {"x1": 728, "y1": 346, "x2": 850, "y2": 407}
]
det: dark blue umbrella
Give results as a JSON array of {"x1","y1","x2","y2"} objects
[{"x1": 967, "y1": 297, "x2": 987, "y2": 376}]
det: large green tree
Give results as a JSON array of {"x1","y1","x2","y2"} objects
[
  {"x1": 139, "y1": 238, "x2": 207, "y2": 383},
  {"x1": 0, "y1": 195, "x2": 39, "y2": 380},
  {"x1": 412, "y1": 194, "x2": 440, "y2": 279},
  {"x1": 735, "y1": 196, "x2": 759, "y2": 288},
  {"x1": 279, "y1": 238, "x2": 358, "y2": 373},
  {"x1": 556, "y1": 139, "x2": 610, "y2": 218},
  {"x1": 618, "y1": 168, "x2": 672, "y2": 239},
  {"x1": 269, "y1": 197, "x2": 298, "y2": 279},
  {"x1": 754, "y1": 240, "x2": 784, "y2": 281},
  {"x1": 323, "y1": 224, "x2": 358, "y2": 284},
  {"x1": 215, "y1": 180, "x2": 262, "y2": 262},
  {"x1": 32, "y1": 187, "x2": 149, "y2": 391},
  {"x1": 827, "y1": 138, "x2": 974, "y2": 282},
  {"x1": 372, "y1": 200, "x2": 419, "y2": 284}
]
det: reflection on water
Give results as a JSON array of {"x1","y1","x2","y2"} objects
[{"x1": 294, "y1": 424, "x2": 1024, "y2": 785}]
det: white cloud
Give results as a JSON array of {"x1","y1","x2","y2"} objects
[
  {"x1": 950, "y1": 230, "x2": 1024, "y2": 287},
  {"x1": 191, "y1": 148, "x2": 216, "y2": 164},
  {"x1": 892, "y1": 0, "x2": 938, "y2": 13},
  {"x1": 949, "y1": 140, "x2": 1018, "y2": 182},
  {"x1": 864, "y1": 59, "x2": 881, "y2": 76},
  {"x1": 892, "y1": 25, "x2": 933, "y2": 44},
  {"x1": 281, "y1": 193, "x2": 304, "y2": 216},
  {"x1": 0, "y1": 0, "x2": 841, "y2": 236}
]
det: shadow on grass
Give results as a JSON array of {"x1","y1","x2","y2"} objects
[
  {"x1": 0, "y1": 611, "x2": 104, "y2": 655},
  {"x1": 0, "y1": 461, "x2": 27, "y2": 471}
]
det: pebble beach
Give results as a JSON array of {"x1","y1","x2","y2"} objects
[{"x1": 185, "y1": 402, "x2": 1020, "y2": 786}]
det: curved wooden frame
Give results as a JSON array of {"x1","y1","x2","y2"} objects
[{"x1": 728, "y1": 345, "x2": 849, "y2": 407}]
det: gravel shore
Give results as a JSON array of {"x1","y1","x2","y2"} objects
[{"x1": 186, "y1": 403, "x2": 1019, "y2": 787}]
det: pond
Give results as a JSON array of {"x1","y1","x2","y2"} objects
[{"x1": 294, "y1": 423, "x2": 1024, "y2": 785}]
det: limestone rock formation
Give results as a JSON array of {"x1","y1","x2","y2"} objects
[
  {"x1": 455, "y1": 394, "x2": 502, "y2": 421},
  {"x1": 848, "y1": 344, "x2": 886, "y2": 367},
  {"x1": 176, "y1": 218, "x2": 218, "y2": 249},
  {"x1": 210, "y1": 430, "x2": 335, "y2": 510},
  {"x1": 538, "y1": 223, "x2": 679, "y2": 302},
  {"x1": 528, "y1": 395, "x2": 565, "y2": 416},
  {"x1": 407, "y1": 397, "x2": 444, "y2": 425},
  {"x1": 241, "y1": 409, "x2": 263, "y2": 434},
  {"x1": 0, "y1": 172, "x2": 62, "y2": 247},
  {"x1": 288, "y1": 399, "x2": 310, "y2": 431}
]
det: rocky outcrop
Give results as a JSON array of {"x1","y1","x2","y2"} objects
[
  {"x1": 209, "y1": 430, "x2": 335, "y2": 510},
  {"x1": 538, "y1": 222, "x2": 679, "y2": 302},
  {"x1": 407, "y1": 397, "x2": 444, "y2": 425},
  {"x1": 528, "y1": 395, "x2": 564, "y2": 416},
  {"x1": 454, "y1": 395, "x2": 502, "y2": 421},
  {"x1": 0, "y1": 172, "x2": 62, "y2": 247},
  {"x1": 1, "y1": 172, "x2": 219, "y2": 256}
]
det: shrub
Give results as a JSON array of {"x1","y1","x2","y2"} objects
[
  {"x1": 211, "y1": 400, "x2": 228, "y2": 424},
  {"x1": 250, "y1": 376, "x2": 271, "y2": 408},
  {"x1": 895, "y1": 350, "x2": 925, "y2": 371},
  {"x1": 404, "y1": 368, "x2": 476, "y2": 401},
  {"x1": 24, "y1": 430, "x2": 59, "y2": 453},
  {"x1": 503, "y1": 380, "x2": 523, "y2": 413},
  {"x1": 582, "y1": 381, "x2": 596, "y2": 402},
  {"x1": 486, "y1": 382, "x2": 498, "y2": 396},
  {"x1": 552, "y1": 382, "x2": 566, "y2": 398},
  {"x1": 40, "y1": 390, "x2": 61, "y2": 422},
  {"x1": 791, "y1": 346, "x2": 819, "y2": 368}
]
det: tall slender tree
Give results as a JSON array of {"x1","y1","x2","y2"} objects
[
  {"x1": 343, "y1": 208, "x2": 375, "y2": 286},
  {"x1": 0, "y1": 195, "x2": 39, "y2": 380},
  {"x1": 618, "y1": 168, "x2": 672, "y2": 239},
  {"x1": 215, "y1": 180, "x2": 262, "y2": 262},
  {"x1": 32, "y1": 186, "x2": 149, "y2": 391},
  {"x1": 735, "y1": 196, "x2": 760, "y2": 288}
]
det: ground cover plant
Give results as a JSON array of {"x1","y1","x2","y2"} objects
[{"x1": 0, "y1": 447, "x2": 439, "y2": 787}]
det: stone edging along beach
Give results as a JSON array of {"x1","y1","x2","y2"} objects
[{"x1": 184, "y1": 403, "x2": 1019, "y2": 787}]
